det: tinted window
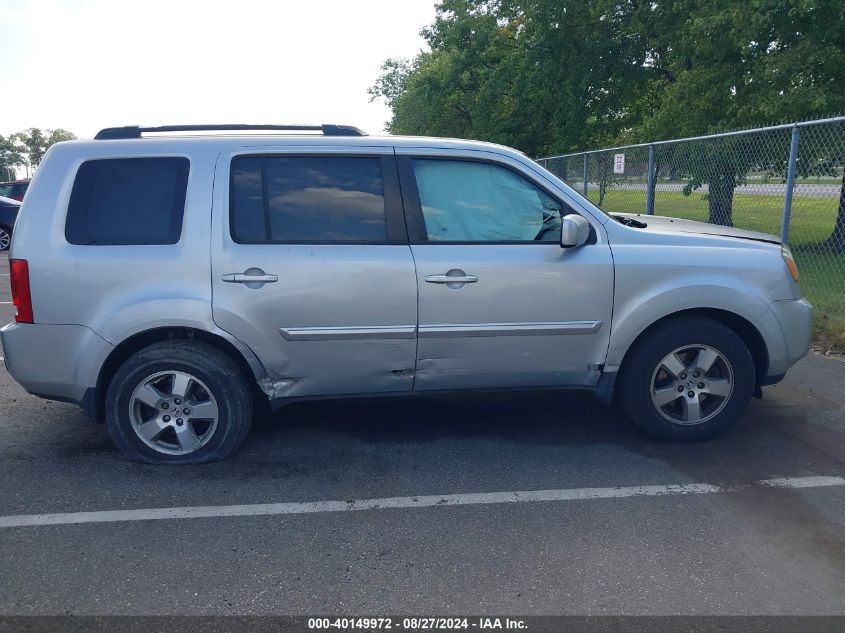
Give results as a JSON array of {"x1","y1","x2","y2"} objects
[
  {"x1": 412, "y1": 159, "x2": 562, "y2": 242},
  {"x1": 231, "y1": 156, "x2": 386, "y2": 242},
  {"x1": 0, "y1": 185, "x2": 11, "y2": 197},
  {"x1": 66, "y1": 157, "x2": 189, "y2": 245}
]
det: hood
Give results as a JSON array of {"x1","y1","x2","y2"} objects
[{"x1": 615, "y1": 213, "x2": 781, "y2": 245}]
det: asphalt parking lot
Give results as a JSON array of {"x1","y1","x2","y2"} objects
[{"x1": 1, "y1": 250, "x2": 845, "y2": 616}]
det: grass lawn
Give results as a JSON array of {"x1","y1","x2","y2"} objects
[{"x1": 583, "y1": 188, "x2": 845, "y2": 349}]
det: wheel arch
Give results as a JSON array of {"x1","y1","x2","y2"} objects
[
  {"x1": 615, "y1": 308, "x2": 769, "y2": 392},
  {"x1": 87, "y1": 326, "x2": 268, "y2": 423}
]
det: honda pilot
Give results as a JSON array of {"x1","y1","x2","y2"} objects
[{"x1": 1, "y1": 124, "x2": 813, "y2": 463}]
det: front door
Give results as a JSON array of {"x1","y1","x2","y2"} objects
[
  {"x1": 211, "y1": 148, "x2": 418, "y2": 398},
  {"x1": 397, "y1": 152, "x2": 614, "y2": 390}
]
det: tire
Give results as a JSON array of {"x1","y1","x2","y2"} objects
[
  {"x1": 105, "y1": 340, "x2": 253, "y2": 464},
  {"x1": 0, "y1": 225, "x2": 11, "y2": 251},
  {"x1": 617, "y1": 316, "x2": 755, "y2": 441}
]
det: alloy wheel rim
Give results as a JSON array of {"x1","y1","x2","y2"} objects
[
  {"x1": 650, "y1": 344, "x2": 733, "y2": 426},
  {"x1": 128, "y1": 370, "x2": 219, "y2": 455},
  {"x1": 0, "y1": 228, "x2": 10, "y2": 250}
]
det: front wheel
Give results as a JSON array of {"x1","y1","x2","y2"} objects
[
  {"x1": 105, "y1": 341, "x2": 254, "y2": 463},
  {"x1": 617, "y1": 316, "x2": 755, "y2": 441}
]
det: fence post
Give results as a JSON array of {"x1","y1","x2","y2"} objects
[
  {"x1": 646, "y1": 144, "x2": 656, "y2": 215},
  {"x1": 780, "y1": 125, "x2": 800, "y2": 244},
  {"x1": 582, "y1": 152, "x2": 588, "y2": 198}
]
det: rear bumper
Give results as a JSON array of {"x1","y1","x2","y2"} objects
[
  {"x1": 0, "y1": 322, "x2": 113, "y2": 405},
  {"x1": 756, "y1": 296, "x2": 813, "y2": 379}
]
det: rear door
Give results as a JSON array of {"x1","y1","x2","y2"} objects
[
  {"x1": 397, "y1": 149, "x2": 614, "y2": 390},
  {"x1": 211, "y1": 147, "x2": 418, "y2": 398}
]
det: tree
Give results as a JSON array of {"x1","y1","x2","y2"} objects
[
  {"x1": 829, "y1": 170, "x2": 845, "y2": 254},
  {"x1": 371, "y1": 0, "x2": 845, "y2": 227},
  {"x1": 4, "y1": 128, "x2": 77, "y2": 178},
  {"x1": 632, "y1": 0, "x2": 845, "y2": 225},
  {"x1": 0, "y1": 135, "x2": 23, "y2": 181},
  {"x1": 370, "y1": 0, "x2": 649, "y2": 157},
  {"x1": 14, "y1": 128, "x2": 48, "y2": 169}
]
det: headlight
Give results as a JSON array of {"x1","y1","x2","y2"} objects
[{"x1": 782, "y1": 245, "x2": 799, "y2": 282}]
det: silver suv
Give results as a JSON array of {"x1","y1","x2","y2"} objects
[{"x1": 1, "y1": 124, "x2": 812, "y2": 463}]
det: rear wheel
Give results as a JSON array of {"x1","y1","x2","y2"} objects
[
  {"x1": 0, "y1": 225, "x2": 11, "y2": 251},
  {"x1": 105, "y1": 341, "x2": 253, "y2": 463},
  {"x1": 617, "y1": 316, "x2": 755, "y2": 441}
]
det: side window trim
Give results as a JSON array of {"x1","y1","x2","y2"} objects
[
  {"x1": 396, "y1": 154, "x2": 580, "y2": 245},
  {"x1": 228, "y1": 153, "x2": 408, "y2": 245},
  {"x1": 395, "y1": 155, "x2": 428, "y2": 243}
]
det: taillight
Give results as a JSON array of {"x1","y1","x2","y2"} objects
[{"x1": 9, "y1": 259, "x2": 34, "y2": 323}]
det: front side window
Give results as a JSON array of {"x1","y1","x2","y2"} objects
[
  {"x1": 412, "y1": 159, "x2": 562, "y2": 242},
  {"x1": 231, "y1": 156, "x2": 387, "y2": 242},
  {"x1": 65, "y1": 157, "x2": 189, "y2": 245}
]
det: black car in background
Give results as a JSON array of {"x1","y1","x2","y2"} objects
[{"x1": 0, "y1": 195, "x2": 20, "y2": 251}]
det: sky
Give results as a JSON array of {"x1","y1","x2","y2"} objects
[{"x1": 0, "y1": 0, "x2": 436, "y2": 139}]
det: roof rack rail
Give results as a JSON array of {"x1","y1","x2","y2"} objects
[{"x1": 94, "y1": 124, "x2": 368, "y2": 140}]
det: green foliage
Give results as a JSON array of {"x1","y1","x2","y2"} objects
[
  {"x1": 636, "y1": 0, "x2": 845, "y2": 139},
  {"x1": 370, "y1": 0, "x2": 652, "y2": 156},
  {"x1": 0, "y1": 135, "x2": 23, "y2": 181},
  {"x1": 0, "y1": 128, "x2": 77, "y2": 179},
  {"x1": 370, "y1": 0, "x2": 845, "y2": 226}
]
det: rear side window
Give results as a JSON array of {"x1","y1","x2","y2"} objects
[
  {"x1": 230, "y1": 156, "x2": 387, "y2": 242},
  {"x1": 65, "y1": 157, "x2": 189, "y2": 245}
]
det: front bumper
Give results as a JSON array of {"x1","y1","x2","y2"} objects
[
  {"x1": 756, "y1": 296, "x2": 813, "y2": 379},
  {"x1": 0, "y1": 322, "x2": 113, "y2": 405}
]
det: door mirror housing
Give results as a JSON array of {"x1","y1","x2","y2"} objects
[{"x1": 560, "y1": 214, "x2": 591, "y2": 248}]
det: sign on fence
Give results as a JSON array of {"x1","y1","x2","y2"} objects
[{"x1": 613, "y1": 153, "x2": 625, "y2": 174}]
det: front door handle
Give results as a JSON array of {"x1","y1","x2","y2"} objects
[
  {"x1": 425, "y1": 274, "x2": 478, "y2": 284},
  {"x1": 424, "y1": 269, "x2": 478, "y2": 287},
  {"x1": 222, "y1": 268, "x2": 278, "y2": 285}
]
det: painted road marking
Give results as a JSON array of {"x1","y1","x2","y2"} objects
[{"x1": 0, "y1": 476, "x2": 842, "y2": 529}]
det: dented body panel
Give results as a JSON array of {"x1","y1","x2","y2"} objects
[{"x1": 410, "y1": 242, "x2": 613, "y2": 389}]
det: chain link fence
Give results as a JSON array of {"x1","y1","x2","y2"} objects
[{"x1": 537, "y1": 116, "x2": 845, "y2": 346}]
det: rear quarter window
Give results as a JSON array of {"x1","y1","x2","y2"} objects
[{"x1": 65, "y1": 157, "x2": 189, "y2": 245}]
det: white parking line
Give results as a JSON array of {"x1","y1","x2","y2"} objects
[{"x1": 0, "y1": 476, "x2": 842, "y2": 529}]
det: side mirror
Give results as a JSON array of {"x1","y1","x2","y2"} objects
[{"x1": 560, "y1": 214, "x2": 591, "y2": 248}]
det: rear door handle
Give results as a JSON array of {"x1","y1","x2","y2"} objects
[{"x1": 222, "y1": 269, "x2": 278, "y2": 284}]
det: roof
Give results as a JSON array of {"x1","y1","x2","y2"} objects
[
  {"x1": 94, "y1": 124, "x2": 368, "y2": 139},
  {"x1": 59, "y1": 128, "x2": 526, "y2": 162}
]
